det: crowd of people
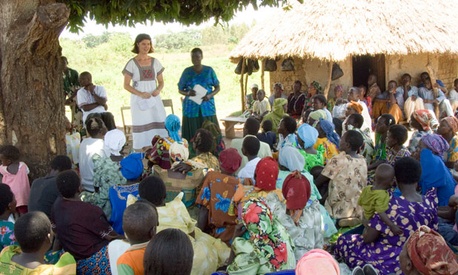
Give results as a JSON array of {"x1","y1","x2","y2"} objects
[{"x1": 1, "y1": 32, "x2": 458, "y2": 275}]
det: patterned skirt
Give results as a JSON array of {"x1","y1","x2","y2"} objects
[{"x1": 76, "y1": 245, "x2": 111, "y2": 275}]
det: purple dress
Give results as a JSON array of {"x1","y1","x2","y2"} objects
[{"x1": 334, "y1": 189, "x2": 438, "y2": 275}]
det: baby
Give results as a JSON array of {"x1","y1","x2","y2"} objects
[{"x1": 358, "y1": 163, "x2": 402, "y2": 235}]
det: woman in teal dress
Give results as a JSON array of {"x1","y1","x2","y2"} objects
[{"x1": 178, "y1": 48, "x2": 220, "y2": 142}]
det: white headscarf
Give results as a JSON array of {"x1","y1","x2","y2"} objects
[{"x1": 104, "y1": 129, "x2": 126, "y2": 156}]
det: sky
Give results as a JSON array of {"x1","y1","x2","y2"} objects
[{"x1": 60, "y1": 5, "x2": 277, "y2": 39}]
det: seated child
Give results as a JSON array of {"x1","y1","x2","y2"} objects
[
  {"x1": 252, "y1": 89, "x2": 270, "y2": 120},
  {"x1": 117, "y1": 202, "x2": 158, "y2": 275},
  {"x1": 144, "y1": 228, "x2": 193, "y2": 275},
  {"x1": 237, "y1": 136, "x2": 261, "y2": 183},
  {"x1": 0, "y1": 212, "x2": 76, "y2": 274},
  {"x1": 0, "y1": 184, "x2": 16, "y2": 249},
  {"x1": 256, "y1": 120, "x2": 276, "y2": 151},
  {"x1": 0, "y1": 145, "x2": 30, "y2": 215},
  {"x1": 358, "y1": 163, "x2": 402, "y2": 235}
]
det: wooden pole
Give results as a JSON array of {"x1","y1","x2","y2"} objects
[
  {"x1": 261, "y1": 59, "x2": 265, "y2": 91},
  {"x1": 240, "y1": 58, "x2": 246, "y2": 111},
  {"x1": 323, "y1": 61, "x2": 333, "y2": 99},
  {"x1": 426, "y1": 55, "x2": 440, "y2": 119}
]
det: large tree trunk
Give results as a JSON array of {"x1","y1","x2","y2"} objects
[{"x1": 0, "y1": 1, "x2": 69, "y2": 179}]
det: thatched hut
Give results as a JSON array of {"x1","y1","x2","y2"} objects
[{"x1": 230, "y1": 0, "x2": 458, "y2": 107}]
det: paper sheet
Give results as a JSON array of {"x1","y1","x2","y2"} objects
[{"x1": 189, "y1": 84, "x2": 208, "y2": 105}]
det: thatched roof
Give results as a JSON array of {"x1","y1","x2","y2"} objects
[{"x1": 229, "y1": 0, "x2": 458, "y2": 62}]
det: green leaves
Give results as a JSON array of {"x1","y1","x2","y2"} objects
[{"x1": 58, "y1": 0, "x2": 282, "y2": 33}]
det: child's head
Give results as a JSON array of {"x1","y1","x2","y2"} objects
[
  {"x1": 261, "y1": 119, "x2": 273, "y2": 132},
  {"x1": 50, "y1": 155, "x2": 72, "y2": 173},
  {"x1": 56, "y1": 170, "x2": 82, "y2": 199},
  {"x1": 387, "y1": 124, "x2": 408, "y2": 148},
  {"x1": 374, "y1": 163, "x2": 395, "y2": 190},
  {"x1": 256, "y1": 89, "x2": 266, "y2": 101},
  {"x1": 375, "y1": 114, "x2": 395, "y2": 134},
  {"x1": 243, "y1": 117, "x2": 261, "y2": 136},
  {"x1": 339, "y1": 130, "x2": 364, "y2": 153},
  {"x1": 144, "y1": 228, "x2": 194, "y2": 275},
  {"x1": 85, "y1": 116, "x2": 107, "y2": 138},
  {"x1": 0, "y1": 145, "x2": 20, "y2": 166},
  {"x1": 0, "y1": 183, "x2": 16, "y2": 216},
  {"x1": 345, "y1": 113, "x2": 364, "y2": 130},
  {"x1": 242, "y1": 136, "x2": 260, "y2": 157},
  {"x1": 139, "y1": 176, "x2": 166, "y2": 206},
  {"x1": 387, "y1": 80, "x2": 397, "y2": 90},
  {"x1": 123, "y1": 202, "x2": 158, "y2": 244},
  {"x1": 14, "y1": 212, "x2": 52, "y2": 253}
]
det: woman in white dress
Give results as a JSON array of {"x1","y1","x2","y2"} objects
[{"x1": 123, "y1": 33, "x2": 168, "y2": 150}]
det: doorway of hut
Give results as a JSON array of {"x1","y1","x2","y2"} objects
[{"x1": 352, "y1": 54, "x2": 386, "y2": 93}]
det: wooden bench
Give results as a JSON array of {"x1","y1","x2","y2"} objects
[{"x1": 220, "y1": 116, "x2": 247, "y2": 139}]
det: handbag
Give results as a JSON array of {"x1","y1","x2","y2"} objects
[{"x1": 264, "y1": 59, "x2": 277, "y2": 71}]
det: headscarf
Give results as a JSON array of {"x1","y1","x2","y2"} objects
[
  {"x1": 421, "y1": 134, "x2": 449, "y2": 156},
  {"x1": 334, "y1": 85, "x2": 343, "y2": 94},
  {"x1": 104, "y1": 129, "x2": 126, "y2": 156},
  {"x1": 202, "y1": 119, "x2": 225, "y2": 157},
  {"x1": 319, "y1": 119, "x2": 340, "y2": 149},
  {"x1": 412, "y1": 110, "x2": 433, "y2": 131},
  {"x1": 442, "y1": 116, "x2": 458, "y2": 133},
  {"x1": 296, "y1": 249, "x2": 340, "y2": 275},
  {"x1": 347, "y1": 101, "x2": 363, "y2": 114},
  {"x1": 279, "y1": 145, "x2": 305, "y2": 172},
  {"x1": 282, "y1": 171, "x2": 311, "y2": 210},
  {"x1": 120, "y1": 153, "x2": 144, "y2": 180},
  {"x1": 164, "y1": 114, "x2": 182, "y2": 142},
  {"x1": 311, "y1": 81, "x2": 322, "y2": 92},
  {"x1": 169, "y1": 140, "x2": 190, "y2": 163},
  {"x1": 242, "y1": 199, "x2": 288, "y2": 271},
  {"x1": 309, "y1": 110, "x2": 327, "y2": 124},
  {"x1": 254, "y1": 157, "x2": 279, "y2": 191},
  {"x1": 405, "y1": 225, "x2": 458, "y2": 275},
  {"x1": 218, "y1": 148, "x2": 242, "y2": 174},
  {"x1": 297, "y1": 123, "x2": 318, "y2": 149}
]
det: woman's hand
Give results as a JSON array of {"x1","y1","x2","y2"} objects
[
  {"x1": 140, "y1": 92, "x2": 152, "y2": 99},
  {"x1": 171, "y1": 163, "x2": 192, "y2": 174},
  {"x1": 152, "y1": 89, "x2": 160, "y2": 97},
  {"x1": 202, "y1": 94, "x2": 212, "y2": 101},
  {"x1": 188, "y1": 89, "x2": 196, "y2": 97}
]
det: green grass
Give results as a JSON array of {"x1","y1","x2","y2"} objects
[{"x1": 60, "y1": 34, "x2": 266, "y2": 129}]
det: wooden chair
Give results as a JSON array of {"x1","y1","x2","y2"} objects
[{"x1": 162, "y1": 99, "x2": 174, "y2": 114}]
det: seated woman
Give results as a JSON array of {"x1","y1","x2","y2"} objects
[
  {"x1": 201, "y1": 119, "x2": 225, "y2": 158},
  {"x1": 81, "y1": 128, "x2": 127, "y2": 217},
  {"x1": 344, "y1": 113, "x2": 374, "y2": 166},
  {"x1": 172, "y1": 128, "x2": 220, "y2": 173},
  {"x1": 226, "y1": 199, "x2": 296, "y2": 274},
  {"x1": 51, "y1": 170, "x2": 123, "y2": 274},
  {"x1": 296, "y1": 123, "x2": 325, "y2": 172},
  {"x1": 407, "y1": 110, "x2": 433, "y2": 154},
  {"x1": 277, "y1": 145, "x2": 337, "y2": 239},
  {"x1": 137, "y1": 176, "x2": 230, "y2": 275},
  {"x1": 315, "y1": 130, "x2": 367, "y2": 226},
  {"x1": 335, "y1": 157, "x2": 438, "y2": 275},
  {"x1": 262, "y1": 98, "x2": 288, "y2": 135},
  {"x1": 196, "y1": 148, "x2": 242, "y2": 246},
  {"x1": 0, "y1": 212, "x2": 76, "y2": 274},
  {"x1": 413, "y1": 134, "x2": 455, "y2": 206},
  {"x1": 314, "y1": 119, "x2": 339, "y2": 163},
  {"x1": 146, "y1": 114, "x2": 183, "y2": 170},
  {"x1": 400, "y1": 225, "x2": 458, "y2": 275},
  {"x1": 437, "y1": 116, "x2": 458, "y2": 168}
]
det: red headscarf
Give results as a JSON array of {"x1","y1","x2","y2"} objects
[
  {"x1": 406, "y1": 225, "x2": 458, "y2": 275},
  {"x1": 412, "y1": 110, "x2": 433, "y2": 131},
  {"x1": 254, "y1": 157, "x2": 278, "y2": 191},
  {"x1": 282, "y1": 171, "x2": 311, "y2": 210},
  {"x1": 218, "y1": 148, "x2": 242, "y2": 174}
]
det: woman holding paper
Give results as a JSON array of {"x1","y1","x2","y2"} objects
[
  {"x1": 123, "y1": 33, "x2": 168, "y2": 150},
  {"x1": 178, "y1": 48, "x2": 221, "y2": 142}
]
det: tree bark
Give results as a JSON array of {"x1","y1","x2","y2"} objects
[{"x1": 0, "y1": 1, "x2": 69, "y2": 179}]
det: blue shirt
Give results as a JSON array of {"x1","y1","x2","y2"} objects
[{"x1": 178, "y1": 66, "x2": 219, "y2": 118}]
